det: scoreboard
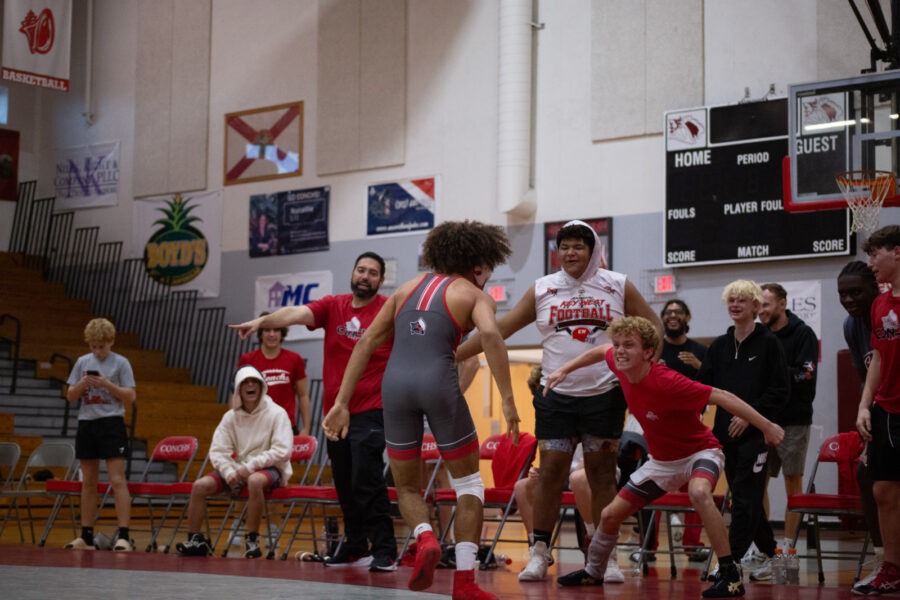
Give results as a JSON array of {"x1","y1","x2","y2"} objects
[{"x1": 664, "y1": 99, "x2": 851, "y2": 267}]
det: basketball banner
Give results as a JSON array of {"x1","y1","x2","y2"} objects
[{"x1": 2, "y1": 0, "x2": 72, "y2": 92}]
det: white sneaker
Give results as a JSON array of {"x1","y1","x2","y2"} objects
[
  {"x1": 749, "y1": 558, "x2": 773, "y2": 581},
  {"x1": 519, "y1": 541, "x2": 551, "y2": 582},
  {"x1": 741, "y1": 546, "x2": 768, "y2": 568},
  {"x1": 604, "y1": 555, "x2": 625, "y2": 583}
]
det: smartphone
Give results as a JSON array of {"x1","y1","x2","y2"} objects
[{"x1": 86, "y1": 370, "x2": 100, "y2": 376}]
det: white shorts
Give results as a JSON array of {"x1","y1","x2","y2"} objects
[{"x1": 629, "y1": 447, "x2": 725, "y2": 494}]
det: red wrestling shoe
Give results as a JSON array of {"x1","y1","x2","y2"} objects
[
  {"x1": 453, "y1": 569, "x2": 498, "y2": 600},
  {"x1": 408, "y1": 530, "x2": 441, "y2": 591}
]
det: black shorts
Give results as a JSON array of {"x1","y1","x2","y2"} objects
[
  {"x1": 533, "y1": 385, "x2": 627, "y2": 441},
  {"x1": 75, "y1": 416, "x2": 129, "y2": 460},
  {"x1": 866, "y1": 403, "x2": 900, "y2": 482}
]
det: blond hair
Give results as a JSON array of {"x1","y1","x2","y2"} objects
[
  {"x1": 607, "y1": 316, "x2": 660, "y2": 354},
  {"x1": 84, "y1": 318, "x2": 116, "y2": 344},
  {"x1": 721, "y1": 279, "x2": 762, "y2": 305}
]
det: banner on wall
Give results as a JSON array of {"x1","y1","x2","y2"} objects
[
  {"x1": 781, "y1": 280, "x2": 822, "y2": 341},
  {"x1": 249, "y1": 186, "x2": 329, "y2": 258},
  {"x1": 54, "y1": 141, "x2": 120, "y2": 209},
  {"x1": 133, "y1": 190, "x2": 222, "y2": 298},
  {"x1": 367, "y1": 176, "x2": 437, "y2": 236},
  {"x1": 254, "y1": 270, "x2": 333, "y2": 341},
  {"x1": 2, "y1": 0, "x2": 72, "y2": 91}
]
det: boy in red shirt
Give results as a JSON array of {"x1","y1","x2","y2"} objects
[{"x1": 544, "y1": 316, "x2": 784, "y2": 598}]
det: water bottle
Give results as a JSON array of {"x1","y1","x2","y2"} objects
[
  {"x1": 786, "y1": 548, "x2": 800, "y2": 584},
  {"x1": 772, "y1": 548, "x2": 786, "y2": 584}
]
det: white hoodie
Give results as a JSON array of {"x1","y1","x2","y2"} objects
[{"x1": 209, "y1": 365, "x2": 293, "y2": 484}]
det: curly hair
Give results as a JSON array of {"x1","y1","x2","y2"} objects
[
  {"x1": 608, "y1": 316, "x2": 661, "y2": 354},
  {"x1": 84, "y1": 318, "x2": 116, "y2": 344},
  {"x1": 422, "y1": 220, "x2": 512, "y2": 274}
]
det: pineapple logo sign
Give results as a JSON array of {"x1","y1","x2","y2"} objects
[{"x1": 143, "y1": 194, "x2": 208, "y2": 286}]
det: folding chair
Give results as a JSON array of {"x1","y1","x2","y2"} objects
[
  {"x1": 0, "y1": 442, "x2": 76, "y2": 543},
  {"x1": 0, "y1": 442, "x2": 22, "y2": 534},
  {"x1": 632, "y1": 487, "x2": 730, "y2": 579},
  {"x1": 274, "y1": 433, "x2": 342, "y2": 560},
  {"x1": 125, "y1": 436, "x2": 199, "y2": 550},
  {"x1": 434, "y1": 432, "x2": 537, "y2": 569},
  {"x1": 788, "y1": 431, "x2": 869, "y2": 584}
]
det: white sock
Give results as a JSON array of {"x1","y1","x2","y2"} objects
[
  {"x1": 585, "y1": 522, "x2": 596, "y2": 537},
  {"x1": 413, "y1": 523, "x2": 433, "y2": 539},
  {"x1": 527, "y1": 533, "x2": 534, "y2": 545},
  {"x1": 455, "y1": 541, "x2": 478, "y2": 571}
]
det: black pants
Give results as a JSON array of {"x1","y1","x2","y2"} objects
[
  {"x1": 326, "y1": 408, "x2": 396, "y2": 559},
  {"x1": 724, "y1": 437, "x2": 776, "y2": 560}
]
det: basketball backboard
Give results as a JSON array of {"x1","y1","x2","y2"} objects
[{"x1": 785, "y1": 69, "x2": 900, "y2": 211}]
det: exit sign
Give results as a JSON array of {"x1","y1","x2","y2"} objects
[
  {"x1": 488, "y1": 285, "x2": 507, "y2": 302},
  {"x1": 655, "y1": 275, "x2": 676, "y2": 294}
]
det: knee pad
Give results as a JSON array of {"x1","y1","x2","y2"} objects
[{"x1": 450, "y1": 472, "x2": 485, "y2": 503}]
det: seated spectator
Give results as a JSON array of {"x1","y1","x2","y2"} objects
[{"x1": 176, "y1": 366, "x2": 293, "y2": 559}]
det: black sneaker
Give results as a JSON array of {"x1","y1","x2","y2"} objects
[
  {"x1": 369, "y1": 554, "x2": 397, "y2": 572},
  {"x1": 324, "y1": 546, "x2": 373, "y2": 568},
  {"x1": 557, "y1": 568, "x2": 604, "y2": 587},
  {"x1": 245, "y1": 537, "x2": 262, "y2": 559},
  {"x1": 702, "y1": 564, "x2": 744, "y2": 598},
  {"x1": 176, "y1": 534, "x2": 212, "y2": 557}
]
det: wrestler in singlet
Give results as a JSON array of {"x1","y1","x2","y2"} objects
[{"x1": 382, "y1": 273, "x2": 479, "y2": 461}]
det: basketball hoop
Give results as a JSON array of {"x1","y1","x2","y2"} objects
[{"x1": 834, "y1": 170, "x2": 896, "y2": 233}]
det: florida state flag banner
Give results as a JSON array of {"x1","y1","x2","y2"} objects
[
  {"x1": 224, "y1": 102, "x2": 303, "y2": 185},
  {"x1": 2, "y1": 0, "x2": 72, "y2": 91}
]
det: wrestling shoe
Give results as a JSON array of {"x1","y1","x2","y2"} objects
[
  {"x1": 518, "y1": 540, "x2": 551, "y2": 582},
  {"x1": 452, "y1": 569, "x2": 497, "y2": 600},
  {"x1": 703, "y1": 563, "x2": 745, "y2": 597},
  {"x1": 407, "y1": 530, "x2": 441, "y2": 591}
]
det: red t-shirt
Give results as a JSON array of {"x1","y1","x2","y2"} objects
[
  {"x1": 238, "y1": 348, "x2": 307, "y2": 427},
  {"x1": 306, "y1": 294, "x2": 392, "y2": 415},
  {"x1": 870, "y1": 291, "x2": 900, "y2": 413},
  {"x1": 606, "y1": 348, "x2": 720, "y2": 461}
]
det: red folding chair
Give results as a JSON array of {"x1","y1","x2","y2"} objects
[
  {"x1": 434, "y1": 432, "x2": 537, "y2": 568},
  {"x1": 788, "y1": 432, "x2": 869, "y2": 584}
]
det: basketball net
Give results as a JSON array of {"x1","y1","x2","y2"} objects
[{"x1": 834, "y1": 170, "x2": 896, "y2": 233}]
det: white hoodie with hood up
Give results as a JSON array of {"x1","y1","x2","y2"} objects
[
  {"x1": 535, "y1": 219, "x2": 626, "y2": 396},
  {"x1": 209, "y1": 365, "x2": 293, "y2": 484}
]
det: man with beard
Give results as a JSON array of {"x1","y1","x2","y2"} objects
[
  {"x1": 757, "y1": 283, "x2": 818, "y2": 557},
  {"x1": 230, "y1": 252, "x2": 397, "y2": 571}
]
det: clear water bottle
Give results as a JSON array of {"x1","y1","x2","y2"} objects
[
  {"x1": 772, "y1": 548, "x2": 787, "y2": 584},
  {"x1": 786, "y1": 547, "x2": 800, "y2": 584}
]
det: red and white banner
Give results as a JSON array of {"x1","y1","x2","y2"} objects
[{"x1": 2, "y1": 0, "x2": 72, "y2": 92}]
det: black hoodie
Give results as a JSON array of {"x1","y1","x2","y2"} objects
[
  {"x1": 698, "y1": 323, "x2": 789, "y2": 445},
  {"x1": 770, "y1": 310, "x2": 818, "y2": 426}
]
